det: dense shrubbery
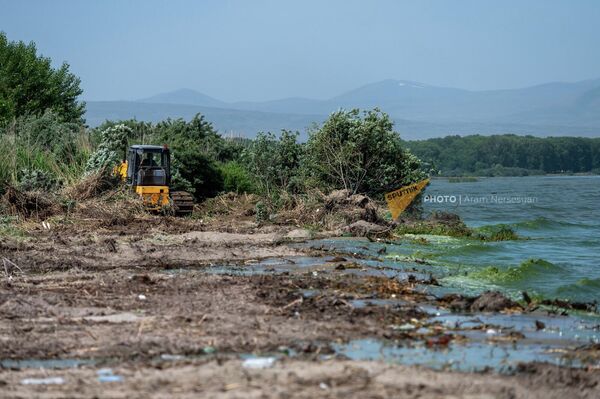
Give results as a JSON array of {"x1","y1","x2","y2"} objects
[
  {"x1": 0, "y1": 111, "x2": 91, "y2": 191},
  {"x1": 242, "y1": 130, "x2": 303, "y2": 196},
  {"x1": 235, "y1": 109, "x2": 428, "y2": 214},
  {"x1": 405, "y1": 134, "x2": 600, "y2": 176},
  {"x1": 85, "y1": 114, "x2": 246, "y2": 200},
  {"x1": 2, "y1": 108, "x2": 426, "y2": 205},
  {"x1": 0, "y1": 32, "x2": 89, "y2": 192}
]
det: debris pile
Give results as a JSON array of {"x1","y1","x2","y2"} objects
[
  {"x1": 1, "y1": 186, "x2": 59, "y2": 219},
  {"x1": 273, "y1": 189, "x2": 389, "y2": 235},
  {"x1": 63, "y1": 168, "x2": 120, "y2": 201},
  {"x1": 196, "y1": 192, "x2": 260, "y2": 219}
]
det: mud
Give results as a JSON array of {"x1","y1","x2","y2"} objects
[{"x1": 0, "y1": 215, "x2": 599, "y2": 398}]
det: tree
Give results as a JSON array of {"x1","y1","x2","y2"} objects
[
  {"x1": 305, "y1": 109, "x2": 427, "y2": 196},
  {"x1": 0, "y1": 32, "x2": 85, "y2": 125}
]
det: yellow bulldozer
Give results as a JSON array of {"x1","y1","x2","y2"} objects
[{"x1": 115, "y1": 144, "x2": 194, "y2": 215}]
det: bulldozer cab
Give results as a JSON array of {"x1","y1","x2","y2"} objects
[{"x1": 126, "y1": 145, "x2": 171, "y2": 187}]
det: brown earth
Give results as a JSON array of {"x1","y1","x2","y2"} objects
[{"x1": 0, "y1": 213, "x2": 599, "y2": 398}]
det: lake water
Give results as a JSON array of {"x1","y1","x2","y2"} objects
[{"x1": 420, "y1": 176, "x2": 600, "y2": 303}]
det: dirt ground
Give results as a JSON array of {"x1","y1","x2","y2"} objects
[{"x1": 0, "y1": 214, "x2": 599, "y2": 398}]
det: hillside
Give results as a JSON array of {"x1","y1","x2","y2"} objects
[{"x1": 86, "y1": 78, "x2": 600, "y2": 139}]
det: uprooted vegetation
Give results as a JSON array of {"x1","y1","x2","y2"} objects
[
  {"x1": 193, "y1": 188, "x2": 393, "y2": 237},
  {"x1": 0, "y1": 171, "x2": 148, "y2": 234}
]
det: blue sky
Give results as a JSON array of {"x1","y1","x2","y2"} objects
[{"x1": 1, "y1": 0, "x2": 599, "y2": 101}]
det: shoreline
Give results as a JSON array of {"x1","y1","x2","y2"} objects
[{"x1": 1, "y1": 213, "x2": 598, "y2": 398}]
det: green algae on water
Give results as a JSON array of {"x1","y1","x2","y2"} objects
[{"x1": 468, "y1": 259, "x2": 560, "y2": 285}]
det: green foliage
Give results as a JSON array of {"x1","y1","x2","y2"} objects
[
  {"x1": 242, "y1": 130, "x2": 303, "y2": 196},
  {"x1": 153, "y1": 114, "x2": 242, "y2": 162},
  {"x1": 152, "y1": 114, "x2": 231, "y2": 200},
  {"x1": 405, "y1": 134, "x2": 600, "y2": 175},
  {"x1": 220, "y1": 161, "x2": 256, "y2": 194},
  {"x1": 85, "y1": 114, "x2": 245, "y2": 200},
  {"x1": 0, "y1": 32, "x2": 85, "y2": 125},
  {"x1": 85, "y1": 124, "x2": 131, "y2": 173},
  {"x1": 0, "y1": 111, "x2": 91, "y2": 190},
  {"x1": 255, "y1": 201, "x2": 268, "y2": 222},
  {"x1": 305, "y1": 109, "x2": 427, "y2": 197},
  {"x1": 0, "y1": 216, "x2": 27, "y2": 238},
  {"x1": 17, "y1": 168, "x2": 61, "y2": 192},
  {"x1": 171, "y1": 148, "x2": 223, "y2": 200},
  {"x1": 89, "y1": 119, "x2": 154, "y2": 147},
  {"x1": 10, "y1": 111, "x2": 81, "y2": 155}
]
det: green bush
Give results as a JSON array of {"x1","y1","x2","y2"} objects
[
  {"x1": 255, "y1": 201, "x2": 268, "y2": 222},
  {"x1": 17, "y1": 168, "x2": 61, "y2": 192},
  {"x1": 151, "y1": 114, "x2": 246, "y2": 200},
  {"x1": 171, "y1": 148, "x2": 223, "y2": 200},
  {"x1": 153, "y1": 114, "x2": 242, "y2": 162},
  {"x1": 220, "y1": 161, "x2": 256, "y2": 194},
  {"x1": 242, "y1": 130, "x2": 303, "y2": 196},
  {"x1": 305, "y1": 109, "x2": 427, "y2": 197},
  {"x1": 85, "y1": 124, "x2": 131, "y2": 173}
]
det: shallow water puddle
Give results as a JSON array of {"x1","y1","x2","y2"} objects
[
  {"x1": 1, "y1": 358, "x2": 97, "y2": 370},
  {"x1": 431, "y1": 310, "x2": 600, "y2": 344},
  {"x1": 333, "y1": 338, "x2": 577, "y2": 373},
  {"x1": 165, "y1": 253, "x2": 430, "y2": 281},
  {"x1": 164, "y1": 256, "x2": 326, "y2": 276}
]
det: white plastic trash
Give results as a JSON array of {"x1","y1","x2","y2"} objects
[
  {"x1": 242, "y1": 357, "x2": 276, "y2": 369},
  {"x1": 21, "y1": 377, "x2": 65, "y2": 385},
  {"x1": 96, "y1": 368, "x2": 124, "y2": 383}
]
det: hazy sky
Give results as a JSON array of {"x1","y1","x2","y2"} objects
[{"x1": 1, "y1": 0, "x2": 599, "y2": 102}]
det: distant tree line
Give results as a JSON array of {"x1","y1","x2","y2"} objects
[{"x1": 404, "y1": 134, "x2": 600, "y2": 176}]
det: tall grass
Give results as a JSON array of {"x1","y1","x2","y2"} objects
[{"x1": 0, "y1": 127, "x2": 93, "y2": 190}]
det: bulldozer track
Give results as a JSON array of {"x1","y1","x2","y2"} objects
[{"x1": 171, "y1": 191, "x2": 194, "y2": 216}]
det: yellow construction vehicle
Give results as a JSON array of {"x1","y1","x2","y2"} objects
[{"x1": 116, "y1": 144, "x2": 194, "y2": 215}]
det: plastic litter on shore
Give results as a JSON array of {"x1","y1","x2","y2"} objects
[
  {"x1": 242, "y1": 357, "x2": 276, "y2": 369},
  {"x1": 21, "y1": 377, "x2": 65, "y2": 385},
  {"x1": 97, "y1": 368, "x2": 124, "y2": 383}
]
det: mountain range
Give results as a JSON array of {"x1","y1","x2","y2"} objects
[{"x1": 85, "y1": 78, "x2": 600, "y2": 140}]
